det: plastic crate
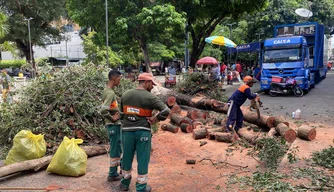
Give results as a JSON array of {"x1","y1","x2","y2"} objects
[{"x1": 272, "y1": 76, "x2": 283, "y2": 83}]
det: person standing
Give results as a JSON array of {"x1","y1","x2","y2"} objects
[
  {"x1": 226, "y1": 76, "x2": 259, "y2": 135},
  {"x1": 1, "y1": 69, "x2": 11, "y2": 103},
  {"x1": 99, "y1": 70, "x2": 123, "y2": 182},
  {"x1": 119, "y1": 73, "x2": 170, "y2": 192},
  {"x1": 235, "y1": 62, "x2": 244, "y2": 79}
]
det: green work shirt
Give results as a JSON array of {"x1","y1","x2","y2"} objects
[{"x1": 100, "y1": 87, "x2": 121, "y2": 125}]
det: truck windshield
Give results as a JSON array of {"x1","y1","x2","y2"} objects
[{"x1": 263, "y1": 48, "x2": 301, "y2": 62}]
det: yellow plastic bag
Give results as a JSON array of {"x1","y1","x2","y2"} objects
[
  {"x1": 5, "y1": 130, "x2": 46, "y2": 165},
  {"x1": 46, "y1": 136, "x2": 87, "y2": 176}
]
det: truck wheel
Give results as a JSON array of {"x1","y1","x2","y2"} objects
[{"x1": 293, "y1": 87, "x2": 304, "y2": 97}]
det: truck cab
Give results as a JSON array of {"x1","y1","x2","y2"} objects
[
  {"x1": 260, "y1": 22, "x2": 328, "y2": 93},
  {"x1": 261, "y1": 35, "x2": 311, "y2": 91}
]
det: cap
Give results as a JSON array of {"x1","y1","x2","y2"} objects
[
  {"x1": 137, "y1": 73, "x2": 157, "y2": 85},
  {"x1": 243, "y1": 76, "x2": 257, "y2": 83}
]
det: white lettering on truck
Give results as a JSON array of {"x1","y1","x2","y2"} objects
[{"x1": 273, "y1": 39, "x2": 291, "y2": 44}]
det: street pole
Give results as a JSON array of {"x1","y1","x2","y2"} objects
[
  {"x1": 24, "y1": 17, "x2": 34, "y2": 77},
  {"x1": 184, "y1": 22, "x2": 189, "y2": 69},
  {"x1": 226, "y1": 23, "x2": 236, "y2": 65},
  {"x1": 105, "y1": 0, "x2": 109, "y2": 66}
]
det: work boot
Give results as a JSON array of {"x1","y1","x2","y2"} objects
[
  {"x1": 119, "y1": 183, "x2": 129, "y2": 191},
  {"x1": 107, "y1": 175, "x2": 122, "y2": 182},
  {"x1": 142, "y1": 185, "x2": 152, "y2": 192}
]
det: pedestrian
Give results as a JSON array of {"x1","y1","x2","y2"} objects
[
  {"x1": 119, "y1": 73, "x2": 170, "y2": 192},
  {"x1": 235, "y1": 62, "x2": 243, "y2": 79},
  {"x1": 0, "y1": 69, "x2": 11, "y2": 103},
  {"x1": 220, "y1": 62, "x2": 227, "y2": 86},
  {"x1": 99, "y1": 70, "x2": 123, "y2": 182},
  {"x1": 211, "y1": 64, "x2": 221, "y2": 82},
  {"x1": 226, "y1": 76, "x2": 259, "y2": 136}
]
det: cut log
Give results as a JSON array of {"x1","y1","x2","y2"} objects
[
  {"x1": 0, "y1": 145, "x2": 108, "y2": 178},
  {"x1": 267, "y1": 127, "x2": 277, "y2": 137},
  {"x1": 192, "y1": 120, "x2": 204, "y2": 129},
  {"x1": 180, "y1": 123, "x2": 193, "y2": 133},
  {"x1": 273, "y1": 116, "x2": 289, "y2": 127},
  {"x1": 167, "y1": 96, "x2": 176, "y2": 108},
  {"x1": 187, "y1": 109, "x2": 201, "y2": 120},
  {"x1": 214, "y1": 132, "x2": 233, "y2": 143},
  {"x1": 275, "y1": 123, "x2": 297, "y2": 143},
  {"x1": 207, "y1": 128, "x2": 224, "y2": 140},
  {"x1": 171, "y1": 104, "x2": 182, "y2": 114},
  {"x1": 192, "y1": 128, "x2": 207, "y2": 140},
  {"x1": 180, "y1": 117, "x2": 192, "y2": 125},
  {"x1": 237, "y1": 128, "x2": 264, "y2": 144},
  {"x1": 170, "y1": 114, "x2": 184, "y2": 126},
  {"x1": 297, "y1": 126, "x2": 316, "y2": 141},
  {"x1": 161, "y1": 123, "x2": 179, "y2": 133},
  {"x1": 241, "y1": 109, "x2": 275, "y2": 129}
]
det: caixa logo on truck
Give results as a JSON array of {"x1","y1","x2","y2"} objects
[{"x1": 273, "y1": 39, "x2": 291, "y2": 44}]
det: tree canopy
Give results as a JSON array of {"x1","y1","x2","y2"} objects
[{"x1": 0, "y1": 0, "x2": 66, "y2": 68}]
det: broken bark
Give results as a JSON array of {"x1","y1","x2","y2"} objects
[
  {"x1": 0, "y1": 145, "x2": 108, "y2": 178},
  {"x1": 297, "y1": 126, "x2": 316, "y2": 141},
  {"x1": 192, "y1": 128, "x2": 207, "y2": 140},
  {"x1": 214, "y1": 133, "x2": 233, "y2": 143},
  {"x1": 180, "y1": 123, "x2": 193, "y2": 133},
  {"x1": 275, "y1": 123, "x2": 297, "y2": 143},
  {"x1": 161, "y1": 123, "x2": 179, "y2": 133}
]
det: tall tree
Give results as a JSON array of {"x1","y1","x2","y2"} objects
[
  {"x1": 0, "y1": 0, "x2": 66, "y2": 69},
  {"x1": 170, "y1": 0, "x2": 267, "y2": 67},
  {"x1": 67, "y1": 0, "x2": 185, "y2": 71}
]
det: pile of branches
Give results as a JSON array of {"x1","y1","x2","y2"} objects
[
  {"x1": 0, "y1": 64, "x2": 136, "y2": 147},
  {"x1": 176, "y1": 72, "x2": 227, "y2": 102}
]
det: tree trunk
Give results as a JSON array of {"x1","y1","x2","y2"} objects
[
  {"x1": 214, "y1": 132, "x2": 234, "y2": 143},
  {"x1": 241, "y1": 108, "x2": 275, "y2": 129},
  {"x1": 170, "y1": 113, "x2": 184, "y2": 126},
  {"x1": 297, "y1": 126, "x2": 316, "y2": 141},
  {"x1": 161, "y1": 123, "x2": 179, "y2": 133},
  {"x1": 192, "y1": 128, "x2": 207, "y2": 140},
  {"x1": 207, "y1": 128, "x2": 224, "y2": 140},
  {"x1": 192, "y1": 120, "x2": 204, "y2": 129},
  {"x1": 275, "y1": 123, "x2": 296, "y2": 143},
  {"x1": 138, "y1": 37, "x2": 151, "y2": 73},
  {"x1": 0, "y1": 145, "x2": 108, "y2": 178},
  {"x1": 171, "y1": 104, "x2": 182, "y2": 115},
  {"x1": 237, "y1": 128, "x2": 264, "y2": 144}
]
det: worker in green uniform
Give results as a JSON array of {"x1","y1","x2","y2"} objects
[
  {"x1": 119, "y1": 73, "x2": 170, "y2": 192},
  {"x1": 99, "y1": 70, "x2": 122, "y2": 182}
]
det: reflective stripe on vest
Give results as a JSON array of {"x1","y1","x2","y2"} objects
[{"x1": 123, "y1": 106, "x2": 153, "y2": 117}]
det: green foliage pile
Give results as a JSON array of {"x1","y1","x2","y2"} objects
[
  {"x1": 0, "y1": 65, "x2": 136, "y2": 149},
  {"x1": 253, "y1": 138, "x2": 289, "y2": 170},
  {"x1": 312, "y1": 146, "x2": 334, "y2": 169},
  {"x1": 0, "y1": 60, "x2": 26, "y2": 69},
  {"x1": 176, "y1": 72, "x2": 227, "y2": 102}
]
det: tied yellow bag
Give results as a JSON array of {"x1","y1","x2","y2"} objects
[
  {"x1": 46, "y1": 136, "x2": 87, "y2": 177},
  {"x1": 5, "y1": 130, "x2": 46, "y2": 165}
]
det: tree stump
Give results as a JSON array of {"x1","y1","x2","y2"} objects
[
  {"x1": 192, "y1": 128, "x2": 207, "y2": 140},
  {"x1": 214, "y1": 132, "x2": 233, "y2": 143},
  {"x1": 161, "y1": 123, "x2": 179, "y2": 133},
  {"x1": 180, "y1": 123, "x2": 193, "y2": 133},
  {"x1": 297, "y1": 126, "x2": 316, "y2": 141},
  {"x1": 275, "y1": 123, "x2": 296, "y2": 143}
]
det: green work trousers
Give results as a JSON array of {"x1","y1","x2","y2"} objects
[
  {"x1": 106, "y1": 125, "x2": 122, "y2": 177},
  {"x1": 121, "y1": 130, "x2": 151, "y2": 192}
]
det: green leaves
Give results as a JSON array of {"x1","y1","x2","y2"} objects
[{"x1": 312, "y1": 146, "x2": 334, "y2": 169}]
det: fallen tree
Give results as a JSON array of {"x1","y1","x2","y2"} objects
[{"x1": 0, "y1": 145, "x2": 108, "y2": 179}]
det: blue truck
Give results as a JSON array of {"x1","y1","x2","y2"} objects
[{"x1": 260, "y1": 22, "x2": 328, "y2": 93}]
